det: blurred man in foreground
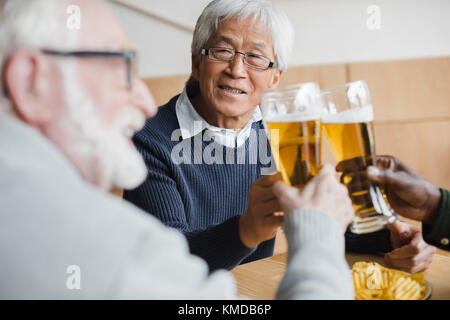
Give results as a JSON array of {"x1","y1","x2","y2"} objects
[{"x1": 0, "y1": 0, "x2": 354, "y2": 299}]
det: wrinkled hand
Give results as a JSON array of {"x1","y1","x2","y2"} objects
[
  {"x1": 272, "y1": 164, "x2": 354, "y2": 233},
  {"x1": 366, "y1": 155, "x2": 441, "y2": 224},
  {"x1": 384, "y1": 221, "x2": 436, "y2": 273},
  {"x1": 239, "y1": 173, "x2": 284, "y2": 248}
]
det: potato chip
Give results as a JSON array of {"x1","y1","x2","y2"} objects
[{"x1": 351, "y1": 262, "x2": 427, "y2": 300}]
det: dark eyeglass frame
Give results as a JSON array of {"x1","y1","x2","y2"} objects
[
  {"x1": 2, "y1": 49, "x2": 137, "y2": 97},
  {"x1": 42, "y1": 49, "x2": 137, "y2": 89},
  {"x1": 201, "y1": 47, "x2": 276, "y2": 70}
]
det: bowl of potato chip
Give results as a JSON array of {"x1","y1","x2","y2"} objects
[{"x1": 352, "y1": 261, "x2": 432, "y2": 300}]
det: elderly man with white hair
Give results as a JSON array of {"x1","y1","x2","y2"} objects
[
  {"x1": 124, "y1": 0, "x2": 295, "y2": 272},
  {"x1": 0, "y1": 0, "x2": 354, "y2": 299}
]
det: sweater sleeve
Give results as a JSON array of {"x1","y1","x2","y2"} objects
[
  {"x1": 123, "y1": 133, "x2": 255, "y2": 272},
  {"x1": 276, "y1": 208, "x2": 354, "y2": 300},
  {"x1": 422, "y1": 188, "x2": 450, "y2": 251}
]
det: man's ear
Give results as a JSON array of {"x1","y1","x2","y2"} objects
[
  {"x1": 268, "y1": 68, "x2": 283, "y2": 89},
  {"x1": 4, "y1": 49, "x2": 55, "y2": 126},
  {"x1": 191, "y1": 54, "x2": 201, "y2": 81}
]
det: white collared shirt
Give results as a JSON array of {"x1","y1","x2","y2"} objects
[{"x1": 175, "y1": 87, "x2": 262, "y2": 148}]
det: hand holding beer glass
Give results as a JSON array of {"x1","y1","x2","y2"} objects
[
  {"x1": 321, "y1": 80, "x2": 397, "y2": 234},
  {"x1": 260, "y1": 83, "x2": 324, "y2": 186}
]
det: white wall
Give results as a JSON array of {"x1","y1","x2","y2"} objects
[{"x1": 106, "y1": 0, "x2": 450, "y2": 78}]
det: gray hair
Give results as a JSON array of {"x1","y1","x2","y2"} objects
[
  {"x1": 191, "y1": 0, "x2": 294, "y2": 72},
  {"x1": 0, "y1": 0, "x2": 76, "y2": 111}
]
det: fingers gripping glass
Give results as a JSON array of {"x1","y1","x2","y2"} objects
[
  {"x1": 42, "y1": 49, "x2": 137, "y2": 89},
  {"x1": 201, "y1": 47, "x2": 276, "y2": 70}
]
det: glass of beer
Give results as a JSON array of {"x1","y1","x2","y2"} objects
[
  {"x1": 260, "y1": 82, "x2": 324, "y2": 186},
  {"x1": 321, "y1": 80, "x2": 397, "y2": 234}
]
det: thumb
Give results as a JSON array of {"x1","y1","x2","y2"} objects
[
  {"x1": 272, "y1": 181, "x2": 293, "y2": 199},
  {"x1": 367, "y1": 165, "x2": 404, "y2": 189},
  {"x1": 272, "y1": 181, "x2": 301, "y2": 215},
  {"x1": 388, "y1": 221, "x2": 417, "y2": 242},
  {"x1": 387, "y1": 221, "x2": 412, "y2": 248},
  {"x1": 387, "y1": 221, "x2": 408, "y2": 234},
  {"x1": 319, "y1": 163, "x2": 335, "y2": 176}
]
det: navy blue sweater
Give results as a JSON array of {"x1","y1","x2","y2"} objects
[
  {"x1": 124, "y1": 95, "x2": 392, "y2": 272},
  {"x1": 124, "y1": 95, "x2": 276, "y2": 271}
]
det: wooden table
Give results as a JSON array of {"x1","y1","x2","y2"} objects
[{"x1": 231, "y1": 251, "x2": 450, "y2": 300}]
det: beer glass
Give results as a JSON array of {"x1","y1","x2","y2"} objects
[
  {"x1": 321, "y1": 80, "x2": 397, "y2": 234},
  {"x1": 260, "y1": 83, "x2": 324, "y2": 186}
]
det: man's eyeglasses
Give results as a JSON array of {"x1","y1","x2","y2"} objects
[
  {"x1": 201, "y1": 47, "x2": 276, "y2": 71},
  {"x1": 2, "y1": 49, "x2": 137, "y2": 98},
  {"x1": 41, "y1": 49, "x2": 137, "y2": 90}
]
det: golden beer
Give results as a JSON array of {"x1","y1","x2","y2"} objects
[
  {"x1": 267, "y1": 118, "x2": 321, "y2": 186},
  {"x1": 322, "y1": 121, "x2": 374, "y2": 163},
  {"x1": 321, "y1": 84, "x2": 397, "y2": 234},
  {"x1": 323, "y1": 120, "x2": 382, "y2": 216}
]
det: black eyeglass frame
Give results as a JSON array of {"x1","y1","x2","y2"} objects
[
  {"x1": 201, "y1": 47, "x2": 276, "y2": 70},
  {"x1": 2, "y1": 49, "x2": 137, "y2": 97},
  {"x1": 42, "y1": 49, "x2": 137, "y2": 89}
]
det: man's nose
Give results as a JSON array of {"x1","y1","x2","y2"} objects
[
  {"x1": 228, "y1": 52, "x2": 247, "y2": 78},
  {"x1": 130, "y1": 78, "x2": 157, "y2": 118}
]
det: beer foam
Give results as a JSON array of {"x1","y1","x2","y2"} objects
[
  {"x1": 264, "y1": 113, "x2": 321, "y2": 123},
  {"x1": 321, "y1": 105, "x2": 374, "y2": 123}
]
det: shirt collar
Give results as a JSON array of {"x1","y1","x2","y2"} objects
[{"x1": 175, "y1": 87, "x2": 262, "y2": 148}]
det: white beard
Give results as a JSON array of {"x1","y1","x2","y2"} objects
[{"x1": 59, "y1": 62, "x2": 148, "y2": 190}]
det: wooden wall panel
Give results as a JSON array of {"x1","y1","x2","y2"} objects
[
  {"x1": 280, "y1": 64, "x2": 347, "y2": 90},
  {"x1": 374, "y1": 120, "x2": 450, "y2": 190},
  {"x1": 349, "y1": 57, "x2": 450, "y2": 121},
  {"x1": 144, "y1": 74, "x2": 189, "y2": 107}
]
